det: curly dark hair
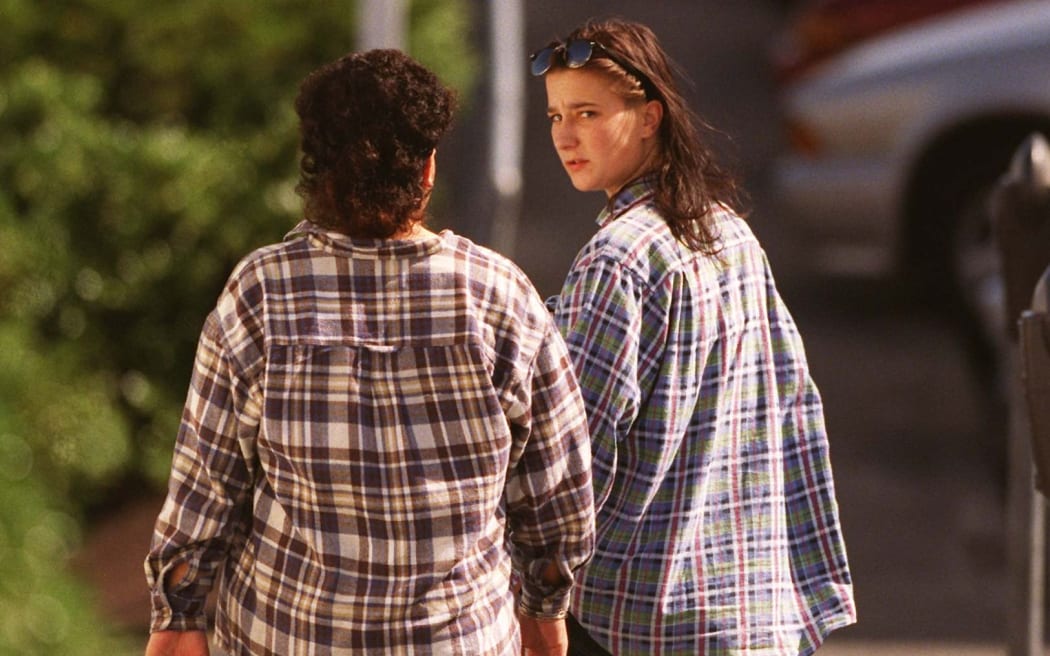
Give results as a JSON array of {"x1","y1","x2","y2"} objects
[
  {"x1": 294, "y1": 49, "x2": 456, "y2": 237},
  {"x1": 553, "y1": 18, "x2": 747, "y2": 254}
]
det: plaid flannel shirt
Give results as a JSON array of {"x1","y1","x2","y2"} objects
[
  {"x1": 553, "y1": 179, "x2": 856, "y2": 654},
  {"x1": 145, "y1": 221, "x2": 594, "y2": 655}
]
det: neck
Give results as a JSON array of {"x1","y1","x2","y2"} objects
[{"x1": 391, "y1": 222, "x2": 435, "y2": 240}]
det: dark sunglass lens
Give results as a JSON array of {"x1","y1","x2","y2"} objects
[
  {"x1": 530, "y1": 47, "x2": 555, "y2": 76},
  {"x1": 564, "y1": 40, "x2": 595, "y2": 68}
]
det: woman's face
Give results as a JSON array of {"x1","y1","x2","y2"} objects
[{"x1": 544, "y1": 66, "x2": 662, "y2": 198}]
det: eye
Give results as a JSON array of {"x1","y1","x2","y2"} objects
[
  {"x1": 579, "y1": 110, "x2": 596, "y2": 119},
  {"x1": 548, "y1": 113, "x2": 562, "y2": 123}
]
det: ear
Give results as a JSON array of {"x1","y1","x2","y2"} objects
[
  {"x1": 641, "y1": 99, "x2": 663, "y2": 139},
  {"x1": 422, "y1": 150, "x2": 437, "y2": 189}
]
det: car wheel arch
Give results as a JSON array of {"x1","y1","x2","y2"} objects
[{"x1": 900, "y1": 113, "x2": 1050, "y2": 283}]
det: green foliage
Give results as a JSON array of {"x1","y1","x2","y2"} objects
[
  {"x1": 0, "y1": 0, "x2": 478, "y2": 492},
  {"x1": 0, "y1": 0, "x2": 477, "y2": 130},
  {"x1": 410, "y1": 0, "x2": 481, "y2": 101},
  {"x1": 0, "y1": 0, "x2": 478, "y2": 649},
  {"x1": 0, "y1": 472, "x2": 137, "y2": 655},
  {"x1": 0, "y1": 59, "x2": 297, "y2": 493}
]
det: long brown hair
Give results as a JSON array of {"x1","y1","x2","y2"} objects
[{"x1": 561, "y1": 18, "x2": 746, "y2": 253}]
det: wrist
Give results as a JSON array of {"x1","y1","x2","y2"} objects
[{"x1": 516, "y1": 603, "x2": 568, "y2": 621}]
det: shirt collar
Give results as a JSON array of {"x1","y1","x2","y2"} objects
[
  {"x1": 285, "y1": 220, "x2": 444, "y2": 258},
  {"x1": 596, "y1": 176, "x2": 658, "y2": 228}
]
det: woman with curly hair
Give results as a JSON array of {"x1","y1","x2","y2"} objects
[
  {"x1": 531, "y1": 17, "x2": 856, "y2": 655},
  {"x1": 145, "y1": 49, "x2": 594, "y2": 656}
]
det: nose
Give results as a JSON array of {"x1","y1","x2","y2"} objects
[{"x1": 551, "y1": 118, "x2": 577, "y2": 152}]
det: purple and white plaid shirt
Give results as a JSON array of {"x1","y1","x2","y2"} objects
[
  {"x1": 554, "y1": 178, "x2": 856, "y2": 654},
  {"x1": 145, "y1": 221, "x2": 595, "y2": 655}
]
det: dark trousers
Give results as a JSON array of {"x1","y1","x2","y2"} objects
[{"x1": 566, "y1": 613, "x2": 612, "y2": 656}]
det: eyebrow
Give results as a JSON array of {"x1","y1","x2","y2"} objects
[{"x1": 546, "y1": 100, "x2": 600, "y2": 113}]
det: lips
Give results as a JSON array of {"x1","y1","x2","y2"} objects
[{"x1": 564, "y1": 158, "x2": 588, "y2": 172}]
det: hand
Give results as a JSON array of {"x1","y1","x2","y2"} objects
[
  {"x1": 145, "y1": 630, "x2": 210, "y2": 656},
  {"x1": 518, "y1": 614, "x2": 568, "y2": 656}
]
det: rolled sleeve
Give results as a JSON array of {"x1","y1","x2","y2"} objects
[
  {"x1": 505, "y1": 321, "x2": 595, "y2": 619},
  {"x1": 144, "y1": 311, "x2": 259, "y2": 632},
  {"x1": 146, "y1": 551, "x2": 209, "y2": 631}
]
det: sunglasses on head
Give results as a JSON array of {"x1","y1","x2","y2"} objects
[{"x1": 529, "y1": 39, "x2": 655, "y2": 98}]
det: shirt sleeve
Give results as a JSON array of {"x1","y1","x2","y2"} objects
[
  {"x1": 144, "y1": 308, "x2": 261, "y2": 632},
  {"x1": 504, "y1": 318, "x2": 595, "y2": 620},
  {"x1": 554, "y1": 259, "x2": 644, "y2": 513}
]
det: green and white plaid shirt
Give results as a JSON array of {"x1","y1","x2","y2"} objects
[{"x1": 554, "y1": 178, "x2": 855, "y2": 654}]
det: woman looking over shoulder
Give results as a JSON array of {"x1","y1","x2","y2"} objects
[{"x1": 531, "y1": 17, "x2": 857, "y2": 656}]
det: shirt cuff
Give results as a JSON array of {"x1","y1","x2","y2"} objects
[
  {"x1": 147, "y1": 558, "x2": 210, "y2": 632},
  {"x1": 516, "y1": 582, "x2": 572, "y2": 620},
  {"x1": 150, "y1": 612, "x2": 209, "y2": 633}
]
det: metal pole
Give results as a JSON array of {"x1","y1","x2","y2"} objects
[
  {"x1": 995, "y1": 133, "x2": 1050, "y2": 656},
  {"x1": 357, "y1": 0, "x2": 408, "y2": 51},
  {"x1": 486, "y1": 0, "x2": 524, "y2": 257},
  {"x1": 1006, "y1": 348, "x2": 1045, "y2": 656}
]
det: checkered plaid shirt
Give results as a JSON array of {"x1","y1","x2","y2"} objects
[
  {"x1": 553, "y1": 179, "x2": 856, "y2": 654},
  {"x1": 145, "y1": 221, "x2": 595, "y2": 655}
]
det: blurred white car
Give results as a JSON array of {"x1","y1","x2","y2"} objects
[{"x1": 773, "y1": 0, "x2": 1050, "y2": 347}]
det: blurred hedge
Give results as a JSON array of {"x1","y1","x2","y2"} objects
[{"x1": 0, "y1": 0, "x2": 477, "y2": 651}]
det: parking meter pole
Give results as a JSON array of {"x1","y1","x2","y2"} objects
[
  {"x1": 993, "y1": 133, "x2": 1050, "y2": 656},
  {"x1": 1016, "y1": 276, "x2": 1050, "y2": 655},
  {"x1": 1006, "y1": 352, "x2": 1045, "y2": 656}
]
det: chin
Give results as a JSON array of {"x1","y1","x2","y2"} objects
[{"x1": 568, "y1": 177, "x2": 598, "y2": 193}]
